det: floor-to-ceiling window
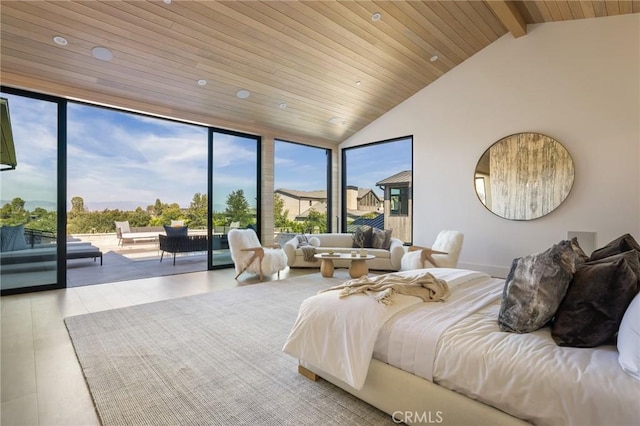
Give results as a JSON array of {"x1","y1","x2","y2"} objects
[
  {"x1": 210, "y1": 129, "x2": 260, "y2": 268},
  {"x1": 274, "y1": 139, "x2": 330, "y2": 244},
  {"x1": 342, "y1": 136, "x2": 413, "y2": 244},
  {"x1": 1, "y1": 90, "x2": 63, "y2": 294},
  {"x1": 66, "y1": 102, "x2": 208, "y2": 285}
]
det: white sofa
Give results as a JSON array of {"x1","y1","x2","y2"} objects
[{"x1": 283, "y1": 233, "x2": 404, "y2": 271}]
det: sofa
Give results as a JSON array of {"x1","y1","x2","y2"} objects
[{"x1": 283, "y1": 233, "x2": 404, "y2": 271}]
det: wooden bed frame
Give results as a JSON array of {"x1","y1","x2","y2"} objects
[{"x1": 298, "y1": 360, "x2": 529, "y2": 426}]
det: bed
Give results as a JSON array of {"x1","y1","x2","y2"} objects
[{"x1": 283, "y1": 268, "x2": 640, "y2": 426}]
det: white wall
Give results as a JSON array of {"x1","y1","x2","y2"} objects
[{"x1": 341, "y1": 14, "x2": 640, "y2": 277}]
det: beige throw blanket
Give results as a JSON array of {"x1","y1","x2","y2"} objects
[
  {"x1": 300, "y1": 245, "x2": 317, "y2": 262},
  {"x1": 319, "y1": 271, "x2": 450, "y2": 305}
]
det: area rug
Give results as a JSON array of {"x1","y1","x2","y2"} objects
[{"x1": 65, "y1": 273, "x2": 395, "y2": 425}]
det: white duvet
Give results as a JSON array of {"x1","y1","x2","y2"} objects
[
  {"x1": 284, "y1": 268, "x2": 640, "y2": 425},
  {"x1": 283, "y1": 268, "x2": 493, "y2": 389}
]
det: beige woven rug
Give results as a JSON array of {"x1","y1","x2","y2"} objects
[{"x1": 65, "y1": 272, "x2": 395, "y2": 425}]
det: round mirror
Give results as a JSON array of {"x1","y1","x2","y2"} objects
[{"x1": 474, "y1": 132, "x2": 574, "y2": 220}]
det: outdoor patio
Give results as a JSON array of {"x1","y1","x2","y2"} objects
[{"x1": 66, "y1": 233, "x2": 230, "y2": 288}]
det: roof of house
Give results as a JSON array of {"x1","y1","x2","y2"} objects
[
  {"x1": 376, "y1": 170, "x2": 412, "y2": 187},
  {"x1": 275, "y1": 189, "x2": 327, "y2": 200},
  {"x1": 295, "y1": 201, "x2": 327, "y2": 220}
]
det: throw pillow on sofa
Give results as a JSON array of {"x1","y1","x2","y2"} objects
[
  {"x1": 498, "y1": 239, "x2": 587, "y2": 334},
  {"x1": 0, "y1": 224, "x2": 29, "y2": 252},
  {"x1": 552, "y1": 251, "x2": 639, "y2": 347},
  {"x1": 352, "y1": 226, "x2": 373, "y2": 248},
  {"x1": 372, "y1": 228, "x2": 392, "y2": 250}
]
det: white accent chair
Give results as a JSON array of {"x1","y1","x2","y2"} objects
[
  {"x1": 228, "y1": 229, "x2": 287, "y2": 281},
  {"x1": 400, "y1": 230, "x2": 464, "y2": 271}
]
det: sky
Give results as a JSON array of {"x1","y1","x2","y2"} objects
[{"x1": 1, "y1": 92, "x2": 411, "y2": 212}]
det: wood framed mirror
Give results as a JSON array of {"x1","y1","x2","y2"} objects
[{"x1": 474, "y1": 132, "x2": 574, "y2": 220}]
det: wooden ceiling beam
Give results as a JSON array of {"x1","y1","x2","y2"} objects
[{"x1": 484, "y1": 1, "x2": 528, "y2": 38}]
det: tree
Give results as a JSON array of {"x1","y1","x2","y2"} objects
[
  {"x1": 70, "y1": 196, "x2": 86, "y2": 213},
  {"x1": 224, "y1": 189, "x2": 251, "y2": 226},
  {"x1": 187, "y1": 193, "x2": 207, "y2": 228},
  {"x1": 0, "y1": 197, "x2": 28, "y2": 224},
  {"x1": 274, "y1": 193, "x2": 290, "y2": 229},
  {"x1": 303, "y1": 209, "x2": 327, "y2": 234}
]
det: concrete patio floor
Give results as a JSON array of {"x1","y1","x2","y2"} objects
[{"x1": 66, "y1": 233, "x2": 231, "y2": 288}]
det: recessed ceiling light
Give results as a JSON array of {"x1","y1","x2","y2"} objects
[
  {"x1": 197, "y1": 79, "x2": 207, "y2": 86},
  {"x1": 430, "y1": 55, "x2": 439, "y2": 62},
  {"x1": 92, "y1": 46, "x2": 113, "y2": 61},
  {"x1": 236, "y1": 89, "x2": 250, "y2": 99},
  {"x1": 329, "y1": 117, "x2": 347, "y2": 126},
  {"x1": 279, "y1": 102, "x2": 287, "y2": 109},
  {"x1": 372, "y1": 12, "x2": 381, "y2": 22},
  {"x1": 355, "y1": 80, "x2": 362, "y2": 86},
  {"x1": 53, "y1": 36, "x2": 68, "y2": 46},
  {"x1": 163, "y1": 0, "x2": 172, "y2": 4}
]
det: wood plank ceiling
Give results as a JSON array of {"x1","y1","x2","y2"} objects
[{"x1": 1, "y1": 1, "x2": 638, "y2": 145}]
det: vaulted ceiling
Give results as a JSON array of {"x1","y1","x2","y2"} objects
[{"x1": 1, "y1": 1, "x2": 638, "y2": 145}]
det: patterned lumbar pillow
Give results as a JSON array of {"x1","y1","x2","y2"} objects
[
  {"x1": 498, "y1": 239, "x2": 587, "y2": 334},
  {"x1": 552, "y1": 250, "x2": 640, "y2": 347}
]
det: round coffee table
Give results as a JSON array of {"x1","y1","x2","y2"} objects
[
  {"x1": 313, "y1": 253, "x2": 376, "y2": 278},
  {"x1": 347, "y1": 254, "x2": 375, "y2": 278},
  {"x1": 314, "y1": 253, "x2": 340, "y2": 278}
]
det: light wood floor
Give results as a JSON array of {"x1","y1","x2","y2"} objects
[{"x1": 1, "y1": 267, "x2": 317, "y2": 426}]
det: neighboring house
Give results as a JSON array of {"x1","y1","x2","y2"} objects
[
  {"x1": 278, "y1": 187, "x2": 381, "y2": 223},
  {"x1": 376, "y1": 171, "x2": 412, "y2": 244},
  {"x1": 275, "y1": 189, "x2": 327, "y2": 222},
  {"x1": 344, "y1": 186, "x2": 382, "y2": 216}
]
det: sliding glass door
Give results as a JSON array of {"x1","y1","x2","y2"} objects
[
  {"x1": 209, "y1": 129, "x2": 260, "y2": 268},
  {"x1": 1, "y1": 90, "x2": 63, "y2": 294}
]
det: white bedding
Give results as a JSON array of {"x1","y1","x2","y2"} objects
[
  {"x1": 373, "y1": 272, "x2": 640, "y2": 426},
  {"x1": 287, "y1": 267, "x2": 640, "y2": 425},
  {"x1": 283, "y1": 268, "x2": 492, "y2": 389}
]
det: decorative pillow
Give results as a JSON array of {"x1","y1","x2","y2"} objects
[
  {"x1": 590, "y1": 233, "x2": 640, "y2": 261},
  {"x1": 552, "y1": 255, "x2": 639, "y2": 347},
  {"x1": 371, "y1": 228, "x2": 392, "y2": 250},
  {"x1": 296, "y1": 234, "x2": 309, "y2": 245},
  {"x1": 308, "y1": 236, "x2": 320, "y2": 247},
  {"x1": 618, "y1": 293, "x2": 640, "y2": 380},
  {"x1": 586, "y1": 250, "x2": 640, "y2": 291},
  {"x1": 0, "y1": 224, "x2": 29, "y2": 252},
  {"x1": 163, "y1": 225, "x2": 188, "y2": 237},
  {"x1": 352, "y1": 226, "x2": 373, "y2": 248},
  {"x1": 498, "y1": 239, "x2": 587, "y2": 334}
]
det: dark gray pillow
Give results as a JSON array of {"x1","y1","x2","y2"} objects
[
  {"x1": 352, "y1": 226, "x2": 373, "y2": 248},
  {"x1": 590, "y1": 233, "x2": 640, "y2": 261},
  {"x1": 552, "y1": 254, "x2": 639, "y2": 347},
  {"x1": 163, "y1": 225, "x2": 188, "y2": 237},
  {"x1": 498, "y1": 239, "x2": 587, "y2": 334},
  {"x1": 371, "y1": 227, "x2": 392, "y2": 250}
]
